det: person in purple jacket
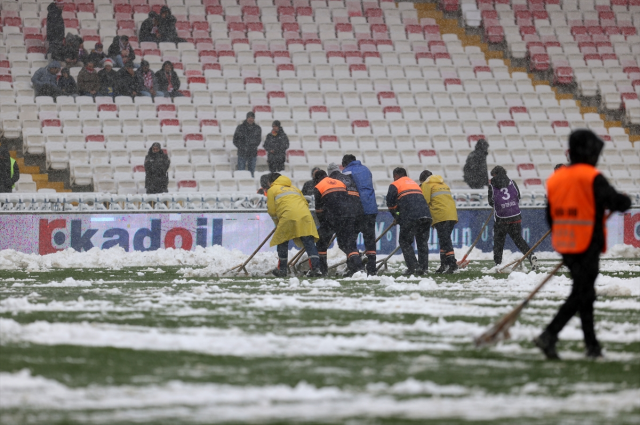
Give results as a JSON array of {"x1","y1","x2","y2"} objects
[{"x1": 488, "y1": 166, "x2": 538, "y2": 271}]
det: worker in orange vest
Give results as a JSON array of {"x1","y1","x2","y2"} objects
[
  {"x1": 534, "y1": 130, "x2": 631, "y2": 360},
  {"x1": 387, "y1": 167, "x2": 432, "y2": 276}
]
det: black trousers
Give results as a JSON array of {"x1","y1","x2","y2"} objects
[
  {"x1": 358, "y1": 214, "x2": 377, "y2": 273},
  {"x1": 493, "y1": 221, "x2": 531, "y2": 264},
  {"x1": 267, "y1": 155, "x2": 285, "y2": 173},
  {"x1": 545, "y1": 244, "x2": 600, "y2": 349},
  {"x1": 35, "y1": 85, "x2": 63, "y2": 98},
  {"x1": 399, "y1": 218, "x2": 431, "y2": 272},
  {"x1": 434, "y1": 220, "x2": 456, "y2": 264},
  {"x1": 317, "y1": 217, "x2": 363, "y2": 272}
]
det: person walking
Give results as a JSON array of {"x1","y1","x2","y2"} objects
[
  {"x1": 57, "y1": 67, "x2": 77, "y2": 96},
  {"x1": 31, "y1": 61, "x2": 62, "y2": 97},
  {"x1": 115, "y1": 62, "x2": 139, "y2": 98},
  {"x1": 534, "y1": 129, "x2": 631, "y2": 360},
  {"x1": 420, "y1": 170, "x2": 459, "y2": 274},
  {"x1": 267, "y1": 173, "x2": 322, "y2": 277},
  {"x1": 342, "y1": 154, "x2": 378, "y2": 275},
  {"x1": 136, "y1": 60, "x2": 163, "y2": 98},
  {"x1": 155, "y1": 61, "x2": 182, "y2": 98},
  {"x1": 108, "y1": 35, "x2": 136, "y2": 68},
  {"x1": 313, "y1": 170, "x2": 364, "y2": 276},
  {"x1": 144, "y1": 142, "x2": 170, "y2": 194},
  {"x1": 77, "y1": 61, "x2": 101, "y2": 97},
  {"x1": 263, "y1": 120, "x2": 289, "y2": 173},
  {"x1": 463, "y1": 138, "x2": 490, "y2": 189},
  {"x1": 232, "y1": 112, "x2": 262, "y2": 177},
  {"x1": 0, "y1": 146, "x2": 20, "y2": 193},
  {"x1": 488, "y1": 166, "x2": 538, "y2": 271},
  {"x1": 98, "y1": 59, "x2": 118, "y2": 97},
  {"x1": 387, "y1": 167, "x2": 432, "y2": 276},
  {"x1": 46, "y1": 0, "x2": 65, "y2": 60}
]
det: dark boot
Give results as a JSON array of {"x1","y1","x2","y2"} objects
[
  {"x1": 585, "y1": 344, "x2": 603, "y2": 359},
  {"x1": 402, "y1": 269, "x2": 422, "y2": 277},
  {"x1": 319, "y1": 255, "x2": 328, "y2": 276},
  {"x1": 271, "y1": 268, "x2": 288, "y2": 277},
  {"x1": 271, "y1": 258, "x2": 288, "y2": 278},
  {"x1": 306, "y1": 256, "x2": 322, "y2": 277},
  {"x1": 533, "y1": 331, "x2": 560, "y2": 360},
  {"x1": 365, "y1": 253, "x2": 377, "y2": 276},
  {"x1": 343, "y1": 254, "x2": 364, "y2": 277},
  {"x1": 306, "y1": 268, "x2": 322, "y2": 277},
  {"x1": 444, "y1": 256, "x2": 458, "y2": 274},
  {"x1": 435, "y1": 263, "x2": 448, "y2": 273}
]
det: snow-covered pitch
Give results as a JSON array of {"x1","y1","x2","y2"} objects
[{"x1": 1, "y1": 245, "x2": 639, "y2": 424}]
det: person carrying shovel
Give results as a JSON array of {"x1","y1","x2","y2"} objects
[{"x1": 267, "y1": 173, "x2": 322, "y2": 278}]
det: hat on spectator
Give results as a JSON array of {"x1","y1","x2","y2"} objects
[
  {"x1": 103, "y1": 59, "x2": 114, "y2": 67},
  {"x1": 327, "y1": 162, "x2": 340, "y2": 175},
  {"x1": 95, "y1": 42, "x2": 103, "y2": 48},
  {"x1": 246, "y1": 111, "x2": 255, "y2": 119}
]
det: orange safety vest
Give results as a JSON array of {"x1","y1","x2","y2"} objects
[
  {"x1": 391, "y1": 176, "x2": 423, "y2": 200},
  {"x1": 315, "y1": 177, "x2": 347, "y2": 197},
  {"x1": 547, "y1": 163, "x2": 605, "y2": 254}
]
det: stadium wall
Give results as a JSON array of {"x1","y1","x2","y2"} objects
[{"x1": 1, "y1": 209, "x2": 638, "y2": 255}]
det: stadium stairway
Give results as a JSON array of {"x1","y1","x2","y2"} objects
[
  {"x1": 8, "y1": 147, "x2": 71, "y2": 193},
  {"x1": 415, "y1": 0, "x2": 639, "y2": 143}
]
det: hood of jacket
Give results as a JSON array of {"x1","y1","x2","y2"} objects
[
  {"x1": 475, "y1": 139, "x2": 489, "y2": 154},
  {"x1": 47, "y1": 2, "x2": 62, "y2": 15},
  {"x1": 272, "y1": 175, "x2": 292, "y2": 188},
  {"x1": 425, "y1": 174, "x2": 444, "y2": 184},
  {"x1": 568, "y1": 129, "x2": 603, "y2": 166},
  {"x1": 147, "y1": 143, "x2": 164, "y2": 155}
]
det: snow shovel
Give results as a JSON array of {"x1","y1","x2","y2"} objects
[
  {"x1": 376, "y1": 245, "x2": 401, "y2": 272},
  {"x1": 223, "y1": 227, "x2": 276, "y2": 276},
  {"x1": 457, "y1": 212, "x2": 492, "y2": 269},
  {"x1": 498, "y1": 229, "x2": 551, "y2": 274},
  {"x1": 474, "y1": 261, "x2": 564, "y2": 347},
  {"x1": 327, "y1": 220, "x2": 397, "y2": 272}
]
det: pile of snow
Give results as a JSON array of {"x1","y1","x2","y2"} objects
[{"x1": 604, "y1": 244, "x2": 640, "y2": 258}]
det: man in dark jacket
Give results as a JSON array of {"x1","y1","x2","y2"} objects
[
  {"x1": 158, "y1": 6, "x2": 185, "y2": 43},
  {"x1": 263, "y1": 120, "x2": 289, "y2": 173},
  {"x1": 488, "y1": 166, "x2": 538, "y2": 271},
  {"x1": 463, "y1": 139, "x2": 489, "y2": 189},
  {"x1": 46, "y1": 1, "x2": 65, "y2": 60},
  {"x1": 0, "y1": 146, "x2": 20, "y2": 193},
  {"x1": 87, "y1": 43, "x2": 108, "y2": 67},
  {"x1": 136, "y1": 60, "x2": 163, "y2": 98},
  {"x1": 144, "y1": 143, "x2": 170, "y2": 194},
  {"x1": 31, "y1": 61, "x2": 62, "y2": 97},
  {"x1": 387, "y1": 167, "x2": 432, "y2": 276},
  {"x1": 302, "y1": 167, "x2": 321, "y2": 195},
  {"x1": 233, "y1": 112, "x2": 262, "y2": 177},
  {"x1": 108, "y1": 35, "x2": 136, "y2": 68},
  {"x1": 77, "y1": 61, "x2": 101, "y2": 97},
  {"x1": 98, "y1": 59, "x2": 118, "y2": 97},
  {"x1": 62, "y1": 34, "x2": 87, "y2": 68},
  {"x1": 342, "y1": 154, "x2": 379, "y2": 275},
  {"x1": 155, "y1": 61, "x2": 182, "y2": 98},
  {"x1": 534, "y1": 129, "x2": 631, "y2": 360},
  {"x1": 57, "y1": 67, "x2": 77, "y2": 96},
  {"x1": 139, "y1": 11, "x2": 161, "y2": 43},
  {"x1": 314, "y1": 170, "x2": 364, "y2": 276},
  {"x1": 115, "y1": 62, "x2": 139, "y2": 98}
]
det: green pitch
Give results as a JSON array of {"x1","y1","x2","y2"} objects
[{"x1": 1, "y1": 259, "x2": 639, "y2": 424}]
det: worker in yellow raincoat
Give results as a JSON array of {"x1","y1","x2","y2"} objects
[
  {"x1": 420, "y1": 170, "x2": 459, "y2": 274},
  {"x1": 267, "y1": 173, "x2": 321, "y2": 277}
]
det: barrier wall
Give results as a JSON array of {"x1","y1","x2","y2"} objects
[{"x1": 0, "y1": 209, "x2": 637, "y2": 255}]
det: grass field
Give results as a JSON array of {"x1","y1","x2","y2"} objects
[{"x1": 1, "y1": 252, "x2": 639, "y2": 425}]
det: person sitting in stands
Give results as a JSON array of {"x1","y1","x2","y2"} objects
[
  {"x1": 77, "y1": 60, "x2": 101, "y2": 97},
  {"x1": 108, "y1": 35, "x2": 136, "y2": 68},
  {"x1": 31, "y1": 61, "x2": 62, "y2": 97},
  {"x1": 86, "y1": 42, "x2": 107, "y2": 68},
  {"x1": 136, "y1": 60, "x2": 163, "y2": 98},
  {"x1": 115, "y1": 62, "x2": 139, "y2": 98},
  {"x1": 98, "y1": 59, "x2": 118, "y2": 97},
  {"x1": 57, "y1": 67, "x2": 77, "y2": 96},
  {"x1": 155, "y1": 61, "x2": 182, "y2": 98}
]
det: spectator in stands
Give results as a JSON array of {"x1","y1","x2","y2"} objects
[
  {"x1": 87, "y1": 43, "x2": 107, "y2": 68},
  {"x1": 263, "y1": 120, "x2": 289, "y2": 173},
  {"x1": 301, "y1": 167, "x2": 322, "y2": 195},
  {"x1": 155, "y1": 61, "x2": 182, "y2": 98},
  {"x1": 46, "y1": 0, "x2": 65, "y2": 61},
  {"x1": 63, "y1": 34, "x2": 87, "y2": 68},
  {"x1": 233, "y1": 112, "x2": 262, "y2": 177},
  {"x1": 98, "y1": 59, "x2": 118, "y2": 97},
  {"x1": 108, "y1": 35, "x2": 136, "y2": 69},
  {"x1": 144, "y1": 142, "x2": 170, "y2": 194},
  {"x1": 77, "y1": 61, "x2": 101, "y2": 97},
  {"x1": 31, "y1": 61, "x2": 62, "y2": 98},
  {"x1": 158, "y1": 6, "x2": 185, "y2": 43},
  {"x1": 463, "y1": 138, "x2": 490, "y2": 189},
  {"x1": 488, "y1": 166, "x2": 538, "y2": 271},
  {"x1": 136, "y1": 61, "x2": 163, "y2": 98},
  {"x1": 57, "y1": 67, "x2": 77, "y2": 96},
  {"x1": 115, "y1": 62, "x2": 139, "y2": 98},
  {"x1": 0, "y1": 145, "x2": 20, "y2": 193},
  {"x1": 139, "y1": 11, "x2": 161, "y2": 43}
]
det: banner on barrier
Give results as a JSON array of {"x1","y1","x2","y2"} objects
[{"x1": 0, "y1": 209, "x2": 636, "y2": 255}]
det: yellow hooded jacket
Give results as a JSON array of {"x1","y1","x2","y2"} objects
[
  {"x1": 267, "y1": 175, "x2": 319, "y2": 247},
  {"x1": 421, "y1": 175, "x2": 458, "y2": 225}
]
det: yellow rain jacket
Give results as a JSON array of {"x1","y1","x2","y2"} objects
[
  {"x1": 267, "y1": 175, "x2": 319, "y2": 247},
  {"x1": 421, "y1": 175, "x2": 458, "y2": 225}
]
